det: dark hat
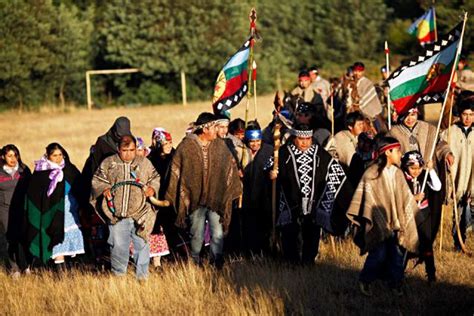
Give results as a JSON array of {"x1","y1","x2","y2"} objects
[
  {"x1": 457, "y1": 91, "x2": 474, "y2": 113},
  {"x1": 298, "y1": 70, "x2": 311, "y2": 78},
  {"x1": 296, "y1": 102, "x2": 313, "y2": 114}
]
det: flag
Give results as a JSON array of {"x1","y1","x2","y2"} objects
[
  {"x1": 387, "y1": 22, "x2": 462, "y2": 115},
  {"x1": 212, "y1": 38, "x2": 252, "y2": 114},
  {"x1": 408, "y1": 7, "x2": 437, "y2": 46}
]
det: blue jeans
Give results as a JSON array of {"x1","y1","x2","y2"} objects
[
  {"x1": 359, "y1": 235, "x2": 404, "y2": 288},
  {"x1": 108, "y1": 218, "x2": 150, "y2": 279},
  {"x1": 189, "y1": 207, "x2": 224, "y2": 265}
]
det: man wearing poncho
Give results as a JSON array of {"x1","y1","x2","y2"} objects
[
  {"x1": 440, "y1": 93, "x2": 474, "y2": 250},
  {"x1": 91, "y1": 135, "x2": 160, "y2": 279},
  {"x1": 166, "y1": 112, "x2": 242, "y2": 267},
  {"x1": 269, "y1": 123, "x2": 351, "y2": 264},
  {"x1": 352, "y1": 62, "x2": 384, "y2": 125}
]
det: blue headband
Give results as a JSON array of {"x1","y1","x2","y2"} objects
[{"x1": 245, "y1": 129, "x2": 262, "y2": 141}]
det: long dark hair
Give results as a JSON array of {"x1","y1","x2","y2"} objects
[
  {"x1": 1, "y1": 144, "x2": 26, "y2": 168},
  {"x1": 372, "y1": 136, "x2": 399, "y2": 178},
  {"x1": 45, "y1": 143, "x2": 70, "y2": 163}
]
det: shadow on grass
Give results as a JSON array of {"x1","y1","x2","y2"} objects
[{"x1": 222, "y1": 258, "x2": 474, "y2": 315}]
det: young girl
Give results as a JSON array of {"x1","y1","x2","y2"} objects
[
  {"x1": 132, "y1": 135, "x2": 170, "y2": 271},
  {"x1": 401, "y1": 151, "x2": 441, "y2": 283},
  {"x1": 347, "y1": 137, "x2": 419, "y2": 297},
  {"x1": 0, "y1": 145, "x2": 31, "y2": 277}
]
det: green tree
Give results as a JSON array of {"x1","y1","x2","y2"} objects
[
  {"x1": 0, "y1": 0, "x2": 55, "y2": 109},
  {"x1": 45, "y1": 3, "x2": 93, "y2": 107}
]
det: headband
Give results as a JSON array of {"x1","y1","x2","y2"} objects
[
  {"x1": 378, "y1": 143, "x2": 400, "y2": 155},
  {"x1": 192, "y1": 120, "x2": 217, "y2": 133},
  {"x1": 353, "y1": 65, "x2": 365, "y2": 71},
  {"x1": 290, "y1": 129, "x2": 313, "y2": 138},
  {"x1": 299, "y1": 75, "x2": 311, "y2": 80}
]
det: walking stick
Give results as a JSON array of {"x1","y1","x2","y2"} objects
[
  {"x1": 449, "y1": 172, "x2": 470, "y2": 254},
  {"x1": 440, "y1": 92, "x2": 456, "y2": 253},
  {"x1": 330, "y1": 88, "x2": 335, "y2": 137},
  {"x1": 271, "y1": 122, "x2": 282, "y2": 252}
]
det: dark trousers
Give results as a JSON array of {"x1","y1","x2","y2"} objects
[
  {"x1": 359, "y1": 235, "x2": 404, "y2": 288},
  {"x1": 281, "y1": 215, "x2": 321, "y2": 264}
]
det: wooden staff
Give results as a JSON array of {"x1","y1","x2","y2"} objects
[
  {"x1": 330, "y1": 88, "x2": 335, "y2": 137},
  {"x1": 271, "y1": 122, "x2": 282, "y2": 251},
  {"x1": 450, "y1": 171, "x2": 469, "y2": 254},
  {"x1": 385, "y1": 41, "x2": 392, "y2": 130},
  {"x1": 440, "y1": 91, "x2": 456, "y2": 252}
]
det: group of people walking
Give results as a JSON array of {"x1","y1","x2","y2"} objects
[{"x1": 0, "y1": 62, "x2": 472, "y2": 297}]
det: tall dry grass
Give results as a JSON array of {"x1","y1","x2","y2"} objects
[
  {"x1": 0, "y1": 98, "x2": 472, "y2": 314},
  {"x1": 0, "y1": 236, "x2": 472, "y2": 315}
]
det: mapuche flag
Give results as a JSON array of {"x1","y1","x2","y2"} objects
[
  {"x1": 387, "y1": 22, "x2": 462, "y2": 115},
  {"x1": 408, "y1": 7, "x2": 437, "y2": 46},
  {"x1": 212, "y1": 38, "x2": 252, "y2": 114}
]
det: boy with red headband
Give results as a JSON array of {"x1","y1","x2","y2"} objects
[
  {"x1": 291, "y1": 70, "x2": 324, "y2": 104},
  {"x1": 352, "y1": 62, "x2": 385, "y2": 132},
  {"x1": 347, "y1": 136, "x2": 419, "y2": 297}
]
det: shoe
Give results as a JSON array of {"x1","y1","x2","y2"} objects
[
  {"x1": 392, "y1": 286, "x2": 404, "y2": 297},
  {"x1": 359, "y1": 282, "x2": 372, "y2": 297},
  {"x1": 427, "y1": 274, "x2": 437, "y2": 284},
  {"x1": 10, "y1": 271, "x2": 21, "y2": 280}
]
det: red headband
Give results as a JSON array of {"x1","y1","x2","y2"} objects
[
  {"x1": 353, "y1": 65, "x2": 365, "y2": 71},
  {"x1": 378, "y1": 143, "x2": 400, "y2": 155},
  {"x1": 299, "y1": 75, "x2": 311, "y2": 80}
]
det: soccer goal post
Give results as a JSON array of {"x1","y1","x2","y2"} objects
[{"x1": 85, "y1": 68, "x2": 140, "y2": 110}]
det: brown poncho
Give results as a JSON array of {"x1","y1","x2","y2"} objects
[
  {"x1": 90, "y1": 155, "x2": 160, "y2": 240},
  {"x1": 165, "y1": 134, "x2": 242, "y2": 232},
  {"x1": 347, "y1": 164, "x2": 419, "y2": 254}
]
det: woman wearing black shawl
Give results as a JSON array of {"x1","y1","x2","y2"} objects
[{"x1": 25, "y1": 143, "x2": 84, "y2": 266}]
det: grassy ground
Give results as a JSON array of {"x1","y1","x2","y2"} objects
[
  {"x1": 0, "y1": 236, "x2": 472, "y2": 315},
  {"x1": 0, "y1": 98, "x2": 473, "y2": 315}
]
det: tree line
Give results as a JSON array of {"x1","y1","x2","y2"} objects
[{"x1": 0, "y1": 0, "x2": 472, "y2": 110}]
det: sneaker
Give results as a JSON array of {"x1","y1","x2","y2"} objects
[
  {"x1": 10, "y1": 271, "x2": 21, "y2": 280},
  {"x1": 359, "y1": 282, "x2": 372, "y2": 297}
]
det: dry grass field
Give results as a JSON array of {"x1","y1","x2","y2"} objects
[{"x1": 0, "y1": 97, "x2": 473, "y2": 315}]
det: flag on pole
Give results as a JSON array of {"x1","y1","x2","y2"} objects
[
  {"x1": 212, "y1": 38, "x2": 252, "y2": 114},
  {"x1": 387, "y1": 22, "x2": 463, "y2": 115},
  {"x1": 408, "y1": 7, "x2": 437, "y2": 46}
]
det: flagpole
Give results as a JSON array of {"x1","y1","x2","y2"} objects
[
  {"x1": 419, "y1": 12, "x2": 468, "y2": 198},
  {"x1": 253, "y1": 61, "x2": 258, "y2": 119},
  {"x1": 385, "y1": 41, "x2": 392, "y2": 130},
  {"x1": 433, "y1": 6, "x2": 438, "y2": 42}
]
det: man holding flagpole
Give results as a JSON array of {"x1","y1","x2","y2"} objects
[{"x1": 387, "y1": 15, "x2": 469, "y2": 259}]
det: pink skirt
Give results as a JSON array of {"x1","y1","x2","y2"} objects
[{"x1": 130, "y1": 229, "x2": 170, "y2": 258}]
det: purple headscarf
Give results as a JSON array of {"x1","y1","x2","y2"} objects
[{"x1": 34, "y1": 156, "x2": 65, "y2": 197}]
